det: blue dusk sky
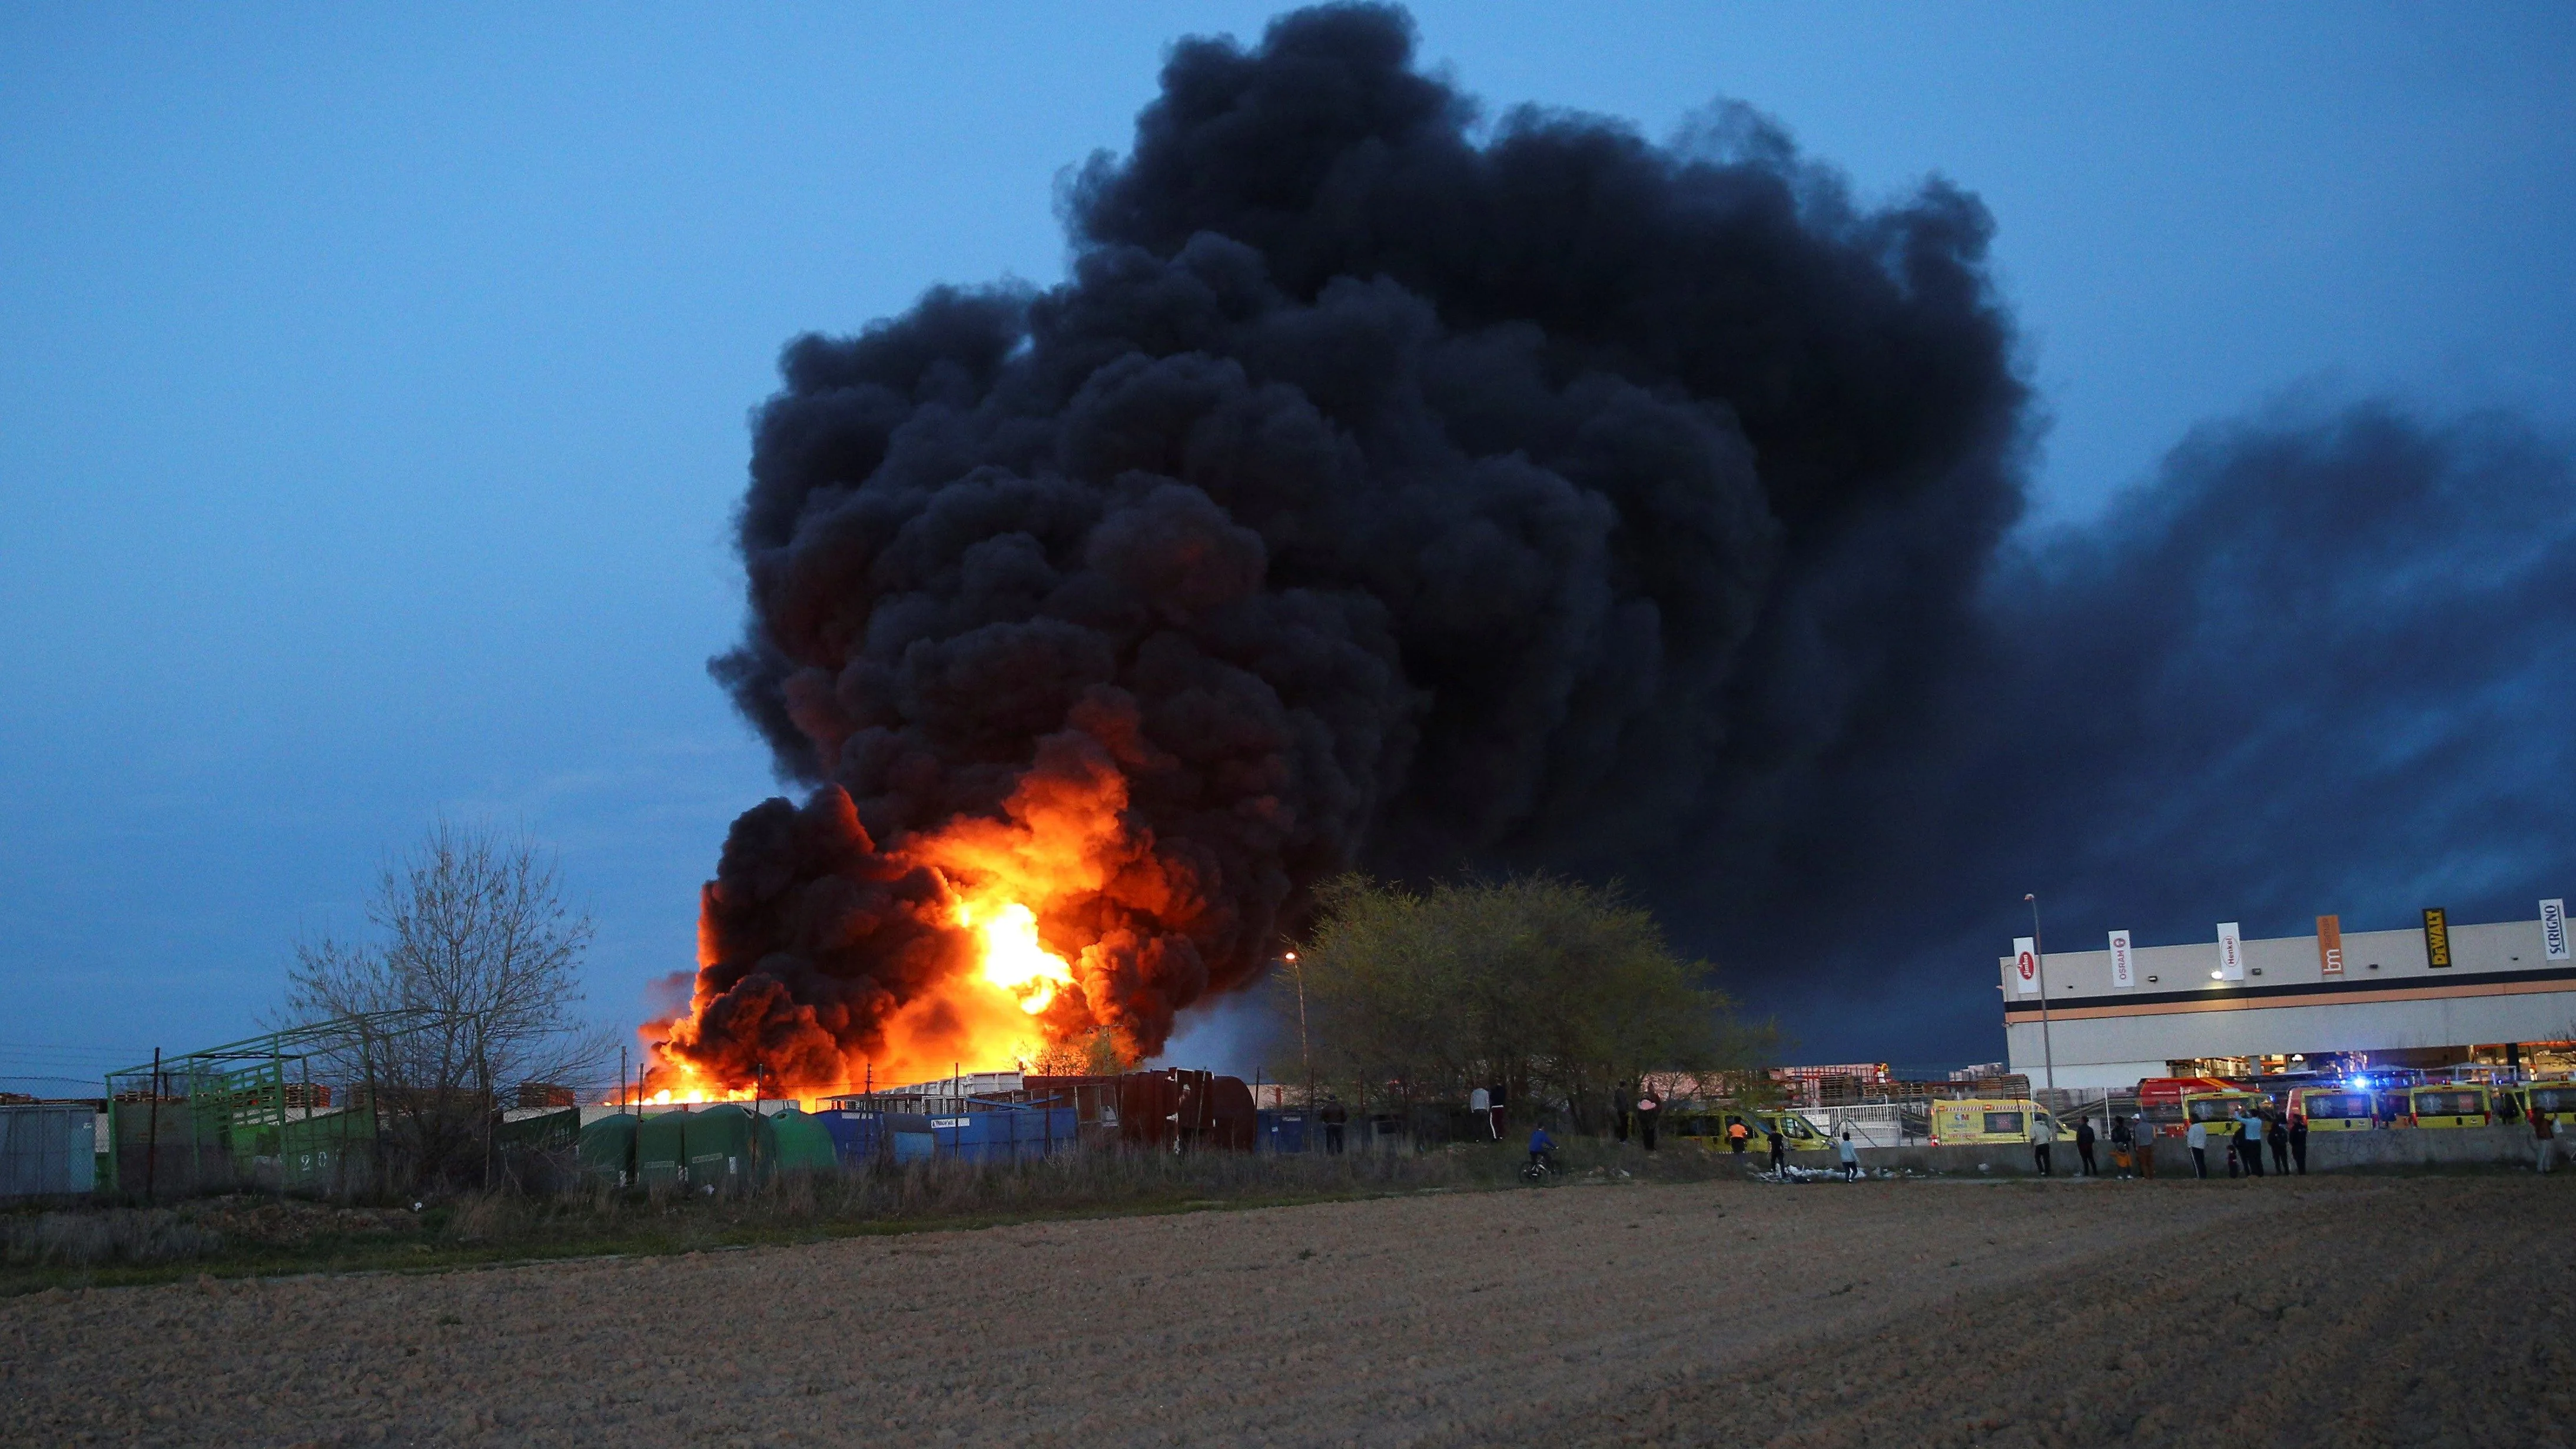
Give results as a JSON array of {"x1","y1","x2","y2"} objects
[{"x1": 3, "y1": 5, "x2": 2571, "y2": 1088}]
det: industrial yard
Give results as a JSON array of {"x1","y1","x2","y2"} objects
[{"x1": 5, "y1": 1172, "x2": 2568, "y2": 1448}]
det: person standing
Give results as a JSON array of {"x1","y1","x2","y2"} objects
[
  {"x1": 2267, "y1": 1109, "x2": 2291, "y2": 1176},
  {"x1": 2187, "y1": 1118, "x2": 2209, "y2": 1178},
  {"x1": 2288, "y1": 1112, "x2": 2309, "y2": 1175},
  {"x1": 2109, "y1": 1115, "x2": 2134, "y2": 1179},
  {"x1": 1614, "y1": 1080, "x2": 1634, "y2": 1144},
  {"x1": 1837, "y1": 1129, "x2": 1860, "y2": 1182},
  {"x1": 1636, "y1": 1088, "x2": 1661, "y2": 1151},
  {"x1": 1726, "y1": 1116, "x2": 1750, "y2": 1155},
  {"x1": 1469, "y1": 1085, "x2": 1495, "y2": 1141},
  {"x1": 2536, "y1": 1105, "x2": 2558, "y2": 1175},
  {"x1": 2241, "y1": 1109, "x2": 2266, "y2": 1178},
  {"x1": 1766, "y1": 1124, "x2": 1786, "y2": 1175},
  {"x1": 2030, "y1": 1109, "x2": 2055, "y2": 1177},
  {"x1": 1320, "y1": 1095, "x2": 1347, "y2": 1155},
  {"x1": 2135, "y1": 1115, "x2": 2157, "y2": 1178},
  {"x1": 2074, "y1": 1116, "x2": 2099, "y2": 1178}
]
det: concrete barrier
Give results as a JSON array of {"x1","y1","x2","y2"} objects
[{"x1": 1848, "y1": 1125, "x2": 2545, "y2": 1179}]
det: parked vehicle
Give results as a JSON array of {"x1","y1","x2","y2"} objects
[
  {"x1": 1927, "y1": 1098, "x2": 2064, "y2": 1146},
  {"x1": 2136, "y1": 1076, "x2": 2234, "y2": 1138},
  {"x1": 2290, "y1": 1087, "x2": 2376, "y2": 1131},
  {"x1": 2519, "y1": 1079, "x2": 2576, "y2": 1129},
  {"x1": 2179, "y1": 1089, "x2": 2269, "y2": 1138},
  {"x1": 1754, "y1": 1108, "x2": 1837, "y2": 1152},
  {"x1": 2405, "y1": 1084, "x2": 2492, "y2": 1128}
]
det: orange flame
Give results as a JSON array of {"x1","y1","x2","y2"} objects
[{"x1": 644, "y1": 747, "x2": 1141, "y2": 1099}]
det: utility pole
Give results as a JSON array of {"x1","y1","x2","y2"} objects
[
  {"x1": 2026, "y1": 893, "x2": 2056, "y2": 1096},
  {"x1": 144, "y1": 1047, "x2": 161, "y2": 1206}
]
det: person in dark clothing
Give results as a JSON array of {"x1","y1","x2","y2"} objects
[
  {"x1": 2109, "y1": 1115, "x2": 2135, "y2": 1178},
  {"x1": 1636, "y1": 1089, "x2": 1661, "y2": 1151},
  {"x1": 2074, "y1": 1117, "x2": 2099, "y2": 1177},
  {"x1": 2268, "y1": 1111, "x2": 2291, "y2": 1175},
  {"x1": 1320, "y1": 1096, "x2": 1347, "y2": 1155},
  {"x1": 1614, "y1": 1081, "x2": 1634, "y2": 1144},
  {"x1": 2288, "y1": 1114, "x2": 2309, "y2": 1175},
  {"x1": 1766, "y1": 1125, "x2": 1786, "y2": 1174}
]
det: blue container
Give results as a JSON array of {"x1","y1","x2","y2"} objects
[
  {"x1": 931, "y1": 1106, "x2": 1075, "y2": 1162},
  {"x1": 1256, "y1": 1108, "x2": 1309, "y2": 1154},
  {"x1": 817, "y1": 1109, "x2": 937, "y2": 1164}
]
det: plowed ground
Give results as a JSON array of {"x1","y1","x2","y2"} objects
[{"x1": 4, "y1": 1172, "x2": 2570, "y2": 1447}]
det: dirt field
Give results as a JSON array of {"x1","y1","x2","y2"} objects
[{"x1": 3, "y1": 1172, "x2": 2570, "y2": 1448}]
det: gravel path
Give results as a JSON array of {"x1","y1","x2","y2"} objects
[{"x1": 2, "y1": 1172, "x2": 2565, "y2": 1447}]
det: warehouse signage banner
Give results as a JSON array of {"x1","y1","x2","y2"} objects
[
  {"x1": 2316, "y1": 915, "x2": 2344, "y2": 977},
  {"x1": 2543, "y1": 899, "x2": 2570, "y2": 962},
  {"x1": 2422, "y1": 907, "x2": 2451, "y2": 969},
  {"x1": 2216, "y1": 923, "x2": 2245, "y2": 981},
  {"x1": 2013, "y1": 936, "x2": 2039, "y2": 995},
  {"x1": 2109, "y1": 930, "x2": 2134, "y2": 989}
]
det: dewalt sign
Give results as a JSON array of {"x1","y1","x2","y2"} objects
[{"x1": 2422, "y1": 906, "x2": 2451, "y2": 969}]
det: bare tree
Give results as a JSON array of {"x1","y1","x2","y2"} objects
[{"x1": 286, "y1": 819, "x2": 609, "y2": 1189}]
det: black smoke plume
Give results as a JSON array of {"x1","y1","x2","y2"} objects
[
  {"x1": 1709, "y1": 403, "x2": 2576, "y2": 1059},
  {"x1": 677, "y1": 2, "x2": 2575, "y2": 1078},
  {"x1": 671, "y1": 1, "x2": 2023, "y2": 1082}
]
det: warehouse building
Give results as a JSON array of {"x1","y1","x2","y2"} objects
[{"x1": 1999, "y1": 906, "x2": 2576, "y2": 1089}]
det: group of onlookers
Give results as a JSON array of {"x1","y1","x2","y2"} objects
[
  {"x1": 1518, "y1": 1089, "x2": 2566, "y2": 1179},
  {"x1": 2175, "y1": 1104, "x2": 2308, "y2": 1178}
]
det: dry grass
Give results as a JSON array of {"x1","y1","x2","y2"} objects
[
  {"x1": 0, "y1": 1208, "x2": 225, "y2": 1268},
  {"x1": 0, "y1": 1136, "x2": 1733, "y2": 1292}
]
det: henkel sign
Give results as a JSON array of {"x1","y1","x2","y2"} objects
[
  {"x1": 2543, "y1": 899, "x2": 2570, "y2": 962},
  {"x1": 2108, "y1": 930, "x2": 2134, "y2": 990},
  {"x1": 2013, "y1": 936, "x2": 2039, "y2": 995},
  {"x1": 2317, "y1": 915, "x2": 2344, "y2": 977},
  {"x1": 2216, "y1": 923, "x2": 2245, "y2": 981}
]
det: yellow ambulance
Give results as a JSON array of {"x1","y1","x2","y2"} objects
[
  {"x1": 2521, "y1": 1079, "x2": 2576, "y2": 1129},
  {"x1": 2405, "y1": 1084, "x2": 2492, "y2": 1128},
  {"x1": 2290, "y1": 1086, "x2": 2376, "y2": 1131},
  {"x1": 1752, "y1": 1109, "x2": 1837, "y2": 1153},
  {"x1": 1927, "y1": 1098, "x2": 2063, "y2": 1146},
  {"x1": 2180, "y1": 1089, "x2": 2269, "y2": 1137}
]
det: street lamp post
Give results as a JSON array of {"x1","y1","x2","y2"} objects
[
  {"x1": 2024, "y1": 893, "x2": 2056, "y2": 1096},
  {"x1": 1287, "y1": 951, "x2": 1313, "y2": 1114}
]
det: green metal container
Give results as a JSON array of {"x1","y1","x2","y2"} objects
[
  {"x1": 768, "y1": 1108, "x2": 838, "y2": 1174},
  {"x1": 637, "y1": 1109, "x2": 692, "y2": 1189},
  {"x1": 579, "y1": 1112, "x2": 639, "y2": 1185},
  {"x1": 494, "y1": 1107, "x2": 580, "y2": 1152},
  {"x1": 680, "y1": 1104, "x2": 775, "y2": 1192}
]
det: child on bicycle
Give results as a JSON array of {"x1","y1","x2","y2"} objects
[{"x1": 1527, "y1": 1125, "x2": 1559, "y2": 1173}]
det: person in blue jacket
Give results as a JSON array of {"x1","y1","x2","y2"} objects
[{"x1": 1527, "y1": 1125, "x2": 1559, "y2": 1173}]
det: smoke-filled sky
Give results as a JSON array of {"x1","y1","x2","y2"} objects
[{"x1": 4, "y1": 4, "x2": 2573, "y2": 1088}]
